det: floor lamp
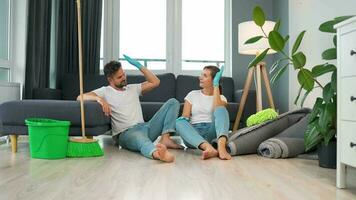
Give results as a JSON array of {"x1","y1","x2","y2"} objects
[{"x1": 232, "y1": 21, "x2": 277, "y2": 131}]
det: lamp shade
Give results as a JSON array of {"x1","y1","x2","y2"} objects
[{"x1": 238, "y1": 21, "x2": 276, "y2": 55}]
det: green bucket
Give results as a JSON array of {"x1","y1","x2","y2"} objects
[{"x1": 25, "y1": 118, "x2": 71, "y2": 159}]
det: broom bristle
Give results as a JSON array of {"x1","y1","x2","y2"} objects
[{"x1": 67, "y1": 140, "x2": 104, "y2": 158}]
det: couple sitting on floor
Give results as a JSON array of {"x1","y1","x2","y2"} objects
[{"x1": 79, "y1": 55, "x2": 231, "y2": 162}]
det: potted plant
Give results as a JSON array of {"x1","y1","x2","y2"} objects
[{"x1": 246, "y1": 6, "x2": 354, "y2": 168}]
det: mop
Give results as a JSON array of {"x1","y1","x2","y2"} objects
[{"x1": 67, "y1": 0, "x2": 104, "y2": 157}]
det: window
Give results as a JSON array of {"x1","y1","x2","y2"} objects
[
  {"x1": 181, "y1": 0, "x2": 225, "y2": 71},
  {"x1": 0, "y1": 67, "x2": 10, "y2": 82},
  {"x1": 0, "y1": 0, "x2": 10, "y2": 61},
  {"x1": 0, "y1": 0, "x2": 10, "y2": 81},
  {"x1": 101, "y1": 0, "x2": 231, "y2": 76},
  {"x1": 119, "y1": 0, "x2": 166, "y2": 70},
  {"x1": 100, "y1": 1, "x2": 105, "y2": 70}
]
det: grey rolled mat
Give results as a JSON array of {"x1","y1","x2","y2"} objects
[
  {"x1": 223, "y1": 108, "x2": 311, "y2": 156},
  {"x1": 257, "y1": 113, "x2": 309, "y2": 158}
]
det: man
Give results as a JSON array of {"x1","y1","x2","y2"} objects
[{"x1": 78, "y1": 55, "x2": 181, "y2": 162}]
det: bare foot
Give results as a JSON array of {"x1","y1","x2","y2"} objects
[
  {"x1": 201, "y1": 147, "x2": 218, "y2": 160},
  {"x1": 153, "y1": 143, "x2": 175, "y2": 163},
  {"x1": 159, "y1": 136, "x2": 183, "y2": 149},
  {"x1": 218, "y1": 146, "x2": 232, "y2": 160}
]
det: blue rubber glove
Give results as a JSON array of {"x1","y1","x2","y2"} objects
[
  {"x1": 176, "y1": 116, "x2": 190, "y2": 122},
  {"x1": 213, "y1": 65, "x2": 224, "y2": 87},
  {"x1": 123, "y1": 54, "x2": 143, "y2": 69}
]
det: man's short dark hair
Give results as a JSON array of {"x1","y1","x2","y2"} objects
[{"x1": 104, "y1": 61, "x2": 122, "y2": 78}]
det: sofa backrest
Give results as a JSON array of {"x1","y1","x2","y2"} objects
[
  {"x1": 60, "y1": 73, "x2": 176, "y2": 102},
  {"x1": 127, "y1": 73, "x2": 176, "y2": 102},
  {"x1": 175, "y1": 75, "x2": 235, "y2": 103}
]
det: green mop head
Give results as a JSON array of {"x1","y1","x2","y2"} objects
[
  {"x1": 67, "y1": 138, "x2": 104, "y2": 158},
  {"x1": 246, "y1": 108, "x2": 278, "y2": 127}
]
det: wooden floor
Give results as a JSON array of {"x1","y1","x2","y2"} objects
[{"x1": 1, "y1": 136, "x2": 356, "y2": 200}]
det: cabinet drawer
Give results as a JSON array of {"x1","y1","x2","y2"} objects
[
  {"x1": 340, "y1": 77, "x2": 356, "y2": 121},
  {"x1": 340, "y1": 30, "x2": 356, "y2": 77},
  {"x1": 339, "y1": 121, "x2": 356, "y2": 167}
]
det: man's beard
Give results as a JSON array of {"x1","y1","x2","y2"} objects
[{"x1": 115, "y1": 80, "x2": 127, "y2": 89}]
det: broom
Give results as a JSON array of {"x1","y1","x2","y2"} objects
[{"x1": 67, "y1": 0, "x2": 104, "y2": 157}]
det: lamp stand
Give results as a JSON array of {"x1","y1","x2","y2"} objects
[{"x1": 232, "y1": 62, "x2": 275, "y2": 131}]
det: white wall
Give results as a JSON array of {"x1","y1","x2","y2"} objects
[{"x1": 288, "y1": 0, "x2": 356, "y2": 110}]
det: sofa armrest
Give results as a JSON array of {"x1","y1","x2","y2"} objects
[
  {"x1": 234, "y1": 89, "x2": 256, "y2": 127},
  {"x1": 33, "y1": 88, "x2": 62, "y2": 100}
]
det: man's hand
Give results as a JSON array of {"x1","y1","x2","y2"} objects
[
  {"x1": 123, "y1": 54, "x2": 143, "y2": 70},
  {"x1": 97, "y1": 97, "x2": 111, "y2": 116},
  {"x1": 213, "y1": 65, "x2": 224, "y2": 87}
]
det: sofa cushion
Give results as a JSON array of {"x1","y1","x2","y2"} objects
[
  {"x1": 0, "y1": 100, "x2": 110, "y2": 127},
  {"x1": 175, "y1": 75, "x2": 201, "y2": 103},
  {"x1": 127, "y1": 73, "x2": 176, "y2": 102},
  {"x1": 61, "y1": 74, "x2": 107, "y2": 100},
  {"x1": 175, "y1": 75, "x2": 235, "y2": 102},
  {"x1": 60, "y1": 73, "x2": 176, "y2": 102}
]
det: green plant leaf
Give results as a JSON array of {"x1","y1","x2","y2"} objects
[
  {"x1": 301, "y1": 89, "x2": 312, "y2": 107},
  {"x1": 304, "y1": 121, "x2": 322, "y2": 151},
  {"x1": 311, "y1": 63, "x2": 336, "y2": 77},
  {"x1": 323, "y1": 82, "x2": 334, "y2": 103},
  {"x1": 292, "y1": 31, "x2": 306, "y2": 54},
  {"x1": 253, "y1": 6, "x2": 265, "y2": 26},
  {"x1": 318, "y1": 103, "x2": 332, "y2": 135},
  {"x1": 294, "y1": 85, "x2": 303, "y2": 106},
  {"x1": 334, "y1": 15, "x2": 355, "y2": 24},
  {"x1": 331, "y1": 70, "x2": 337, "y2": 92},
  {"x1": 268, "y1": 31, "x2": 285, "y2": 51},
  {"x1": 309, "y1": 98, "x2": 323, "y2": 123},
  {"x1": 322, "y1": 48, "x2": 336, "y2": 60},
  {"x1": 323, "y1": 129, "x2": 336, "y2": 146},
  {"x1": 292, "y1": 52, "x2": 306, "y2": 69},
  {"x1": 284, "y1": 35, "x2": 290, "y2": 42},
  {"x1": 248, "y1": 48, "x2": 269, "y2": 68},
  {"x1": 270, "y1": 62, "x2": 289, "y2": 85},
  {"x1": 245, "y1": 36, "x2": 264, "y2": 44},
  {"x1": 319, "y1": 20, "x2": 336, "y2": 33},
  {"x1": 269, "y1": 60, "x2": 280, "y2": 74},
  {"x1": 331, "y1": 94, "x2": 337, "y2": 126},
  {"x1": 269, "y1": 58, "x2": 288, "y2": 74},
  {"x1": 298, "y1": 69, "x2": 314, "y2": 91},
  {"x1": 273, "y1": 19, "x2": 281, "y2": 31},
  {"x1": 319, "y1": 16, "x2": 354, "y2": 33},
  {"x1": 333, "y1": 35, "x2": 337, "y2": 47}
]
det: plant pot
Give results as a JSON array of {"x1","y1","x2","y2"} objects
[{"x1": 318, "y1": 140, "x2": 336, "y2": 169}]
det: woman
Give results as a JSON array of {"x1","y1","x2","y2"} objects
[{"x1": 176, "y1": 65, "x2": 231, "y2": 160}]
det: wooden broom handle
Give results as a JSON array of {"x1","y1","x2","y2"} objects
[{"x1": 76, "y1": 0, "x2": 86, "y2": 138}]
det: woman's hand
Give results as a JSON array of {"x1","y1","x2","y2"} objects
[{"x1": 213, "y1": 65, "x2": 224, "y2": 87}]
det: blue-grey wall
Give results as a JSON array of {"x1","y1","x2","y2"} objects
[
  {"x1": 231, "y1": 0, "x2": 289, "y2": 113},
  {"x1": 272, "y1": 0, "x2": 289, "y2": 113}
]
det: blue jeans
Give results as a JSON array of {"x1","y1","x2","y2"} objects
[
  {"x1": 117, "y1": 98, "x2": 180, "y2": 159},
  {"x1": 176, "y1": 106, "x2": 229, "y2": 149}
]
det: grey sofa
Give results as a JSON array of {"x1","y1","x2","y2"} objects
[{"x1": 0, "y1": 73, "x2": 256, "y2": 152}]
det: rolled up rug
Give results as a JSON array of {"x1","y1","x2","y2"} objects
[
  {"x1": 257, "y1": 137, "x2": 305, "y2": 158},
  {"x1": 222, "y1": 108, "x2": 310, "y2": 156},
  {"x1": 257, "y1": 113, "x2": 310, "y2": 158}
]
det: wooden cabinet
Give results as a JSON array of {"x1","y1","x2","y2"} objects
[{"x1": 335, "y1": 16, "x2": 356, "y2": 189}]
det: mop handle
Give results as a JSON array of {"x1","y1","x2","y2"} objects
[{"x1": 76, "y1": 0, "x2": 86, "y2": 138}]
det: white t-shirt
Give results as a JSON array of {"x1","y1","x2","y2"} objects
[
  {"x1": 92, "y1": 84, "x2": 144, "y2": 136},
  {"x1": 184, "y1": 90, "x2": 227, "y2": 124}
]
